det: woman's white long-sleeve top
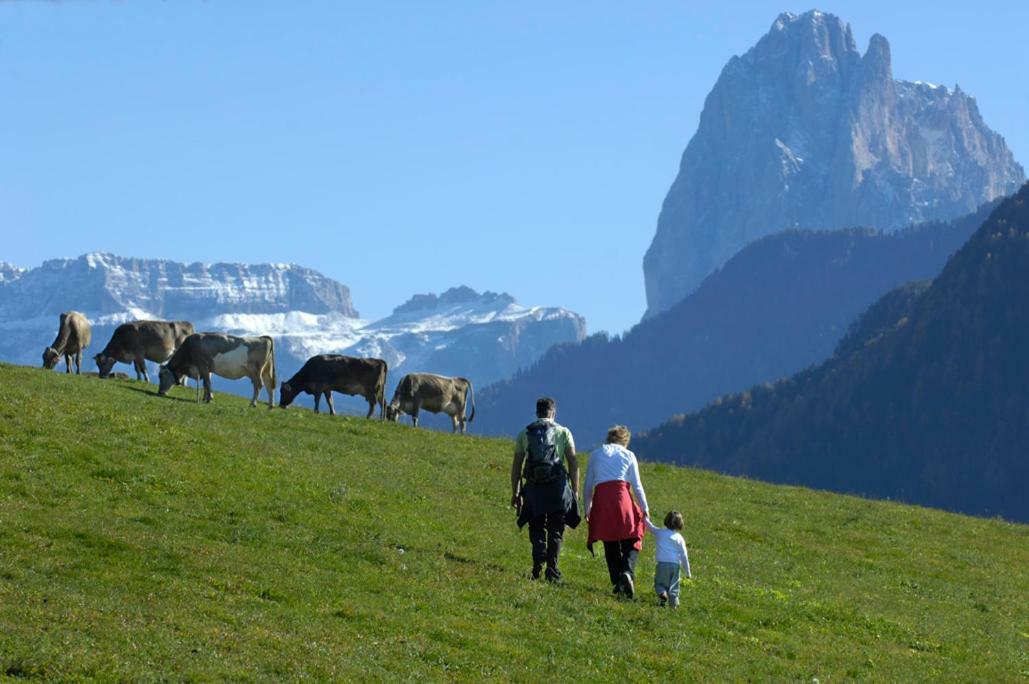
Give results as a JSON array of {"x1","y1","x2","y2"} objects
[{"x1": 583, "y1": 443, "x2": 649, "y2": 518}]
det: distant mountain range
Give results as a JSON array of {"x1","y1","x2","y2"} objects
[
  {"x1": 475, "y1": 201, "x2": 997, "y2": 443},
  {"x1": 0, "y1": 253, "x2": 586, "y2": 400},
  {"x1": 643, "y1": 10, "x2": 1024, "y2": 317},
  {"x1": 635, "y1": 184, "x2": 1029, "y2": 522}
]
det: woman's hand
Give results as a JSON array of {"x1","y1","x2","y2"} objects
[{"x1": 510, "y1": 494, "x2": 522, "y2": 510}]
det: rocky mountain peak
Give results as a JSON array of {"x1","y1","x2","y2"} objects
[
  {"x1": 766, "y1": 10, "x2": 856, "y2": 62},
  {"x1": 391, "y1": 287, "x2": 516, "y2": 317},
  {"x1": 643, "y1": 11, "x2": 1024, "y2": 318},
  {"x1": 862, "y1": 33, "x2": 892, "y2": 78}
]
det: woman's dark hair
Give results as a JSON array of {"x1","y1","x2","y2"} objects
[
  {"x1": 536, "y1": 397, "x2": 556, "y2": 418},
  {"x1": 664, "y1": 511, "x2": 684, "y2": 531}
]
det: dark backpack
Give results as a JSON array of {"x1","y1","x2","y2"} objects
[{"x1": 524, "y1": 420, "x2": 564, "y2": 484}]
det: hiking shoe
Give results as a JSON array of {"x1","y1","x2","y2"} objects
[
  {"x1": 531, "y1": 565, "x2": 543, "y2": 580},
  {"x1": 612, "y1": 584, "x2": 623, "y2": 595},
  {"x1": 658, "y1": 591, "x2": 668, "y2": 607},
  {"x1": 620, "y1": 571, "x2": 635, "y2": 599},
  {"x1": 545, "y1": 567, "x2": 562, "y2": 583}
]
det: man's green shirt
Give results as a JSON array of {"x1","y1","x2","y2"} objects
[{"x1": 515, "y1": 420, "x2": 576, "y2": 462}]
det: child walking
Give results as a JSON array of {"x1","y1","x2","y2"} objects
[{"x1": 645, "y1": 511, "x2": 692, "y2": 608}]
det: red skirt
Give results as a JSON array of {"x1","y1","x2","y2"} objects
[{"x1": 587, "y1": 480, "x2": 646, "y2": 552}]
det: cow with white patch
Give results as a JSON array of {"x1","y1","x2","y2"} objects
[
  {"x1": 95, "y1": 320, "x2": 195, "y2": 381},
  {"x1": 279, "y1": 354, "x2": 389, "y2": 418},
  {"x1": 42, "y1": 311, "x2": 92, "y2": 374},
  {"x1": 386, "y1": 373, "x2": 476, "y2": 433},
  {"x1": 157, "y1": 333, "x2": 276, "y2": 408}
]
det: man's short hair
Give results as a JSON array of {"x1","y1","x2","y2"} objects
[
  {"x1": 605, "y1": 425, "x2": 631, "y2": 447},
  {"x1": 664, "y1": 510, "x2": 685, "y2": 531},
  {"x1": 536, "y1": 397, "x2": 556, "y2": 418}
]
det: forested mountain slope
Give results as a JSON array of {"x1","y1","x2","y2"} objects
[
  {"x1": 477, "y1": 202, "x2": 997, "y2": 443},
  {"x1": 636, "y1": 185, "x2": 1029, "y2": 521}
]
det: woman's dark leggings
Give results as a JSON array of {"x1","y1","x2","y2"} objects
[{"x1": 603, "y1": 539, "x2": 639, "y2": 585}]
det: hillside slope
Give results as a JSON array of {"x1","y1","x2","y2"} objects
[
  {"x1": 0, "y1": 365, "x2": 1025, "y2": 679},
  {"x1": 636, "y1": 185, "x2": 1029, "y2": 522},
  {"x1": 477, "y1": 202, "x2": 996, "y2": 443}
]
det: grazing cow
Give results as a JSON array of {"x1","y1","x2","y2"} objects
[
  {"x1": 386, "y1": 373, "x2": 476, "y2": 433},
  {"x1": 95, "y1": 320, "x2": 195, "y2": 381},
  {"x1": 158, "y1": 333, "x2": 276, "y2": 408},
  {"x1": 42, "y1": 311, "x2": 92, "y2": 374},
  {"x1": 279, "y1": 354, "x2": 388, "y2": 418}
]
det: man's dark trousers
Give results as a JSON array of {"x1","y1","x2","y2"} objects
[{"x1": 528, "y1": 511, "x2": 565, "y2": 580}]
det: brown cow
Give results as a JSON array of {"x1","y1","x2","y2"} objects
[
  {"x1": 95, "y1": 320, "x2": 195, "y2": 381},
  {"x1": 42, "y1": 311, "x2": 92, "y2": 374},
  {"x1": 158, "y1": 333, "x2": 276, "y2": 408},
  {"x1": 279, "y1": 354, "x2": 388, "y2": 418},
  {"x1": 386, "y1": 373, "x2": 476, "y2": 433}
]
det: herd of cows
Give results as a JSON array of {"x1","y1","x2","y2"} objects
[{"x1": 41, "y1": 311, "x2": 478, "y2": 433}]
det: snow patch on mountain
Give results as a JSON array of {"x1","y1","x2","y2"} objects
[{"x1": 0, "y1": 263, "x2": 25, "y2": 284}]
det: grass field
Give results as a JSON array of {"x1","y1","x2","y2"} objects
[{"x1": 0, "y1": 363, "x2": 1026, "y2": 681}]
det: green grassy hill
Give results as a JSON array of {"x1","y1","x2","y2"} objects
[{"x1": 0, "y1": 364, "x2": 1026, "y2": 681}]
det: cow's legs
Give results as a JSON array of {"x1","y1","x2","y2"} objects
[
  {"x1": 411, "y1": 407, "x2": 419, "y2": 428},
  {"x1": 364, "y1": 394, "x2": 375, "y2": 419},
  {"x1": 135, "y1": 356, "x2": 148, "y2": 382},
  {"x1": 203, "y1": 373, "x2": 214, "y2": 403},
  {"x1": 450, "y1": 414, "x2": 459, "y2": 433},
  {"x1": 313, "y1": 393, "x2": 321, "y2": 413},
  {"x1": 460, "y1": 415, "x2": 468, "y2": 435},
  {"x1": 195, "y1": 374, "x2": 202, "y2": 403},
  {"x1": 249, "y1": 376, "x2": 261, "y2": 408},
  {"x1": 75, "y1": 351, "x2": 83, "y2": 375},
  {"x1": 325, "y1": 392, "x2": 336, "y2": 416},
  {"x1": 264, "y1": 368, "x2": 275, "y2": 410},
  {"x1": 65, "y1": 354, "x2": 72, "y2": 374}
]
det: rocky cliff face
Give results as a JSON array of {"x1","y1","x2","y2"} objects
[
  {"x1": 0, "y1": 254, "x2": 585, "y2": 397},
  {"x1": 643, "y1": 10, "x2": 1024, "y2": 317}
]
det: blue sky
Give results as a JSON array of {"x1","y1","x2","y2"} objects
[{"x1": 2, "y1": 1, "x2": 1026, "y2": 334}]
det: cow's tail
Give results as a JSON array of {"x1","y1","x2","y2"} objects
[
  {"x1": 266, "y1": 336, "x2": 277, "y2": 387},
  {"x1": 464, "y1": 378, "x2": 475, "y2": 423},
  {"x1": 379, "y1": 361, "x2": 389, "y2": 420}
]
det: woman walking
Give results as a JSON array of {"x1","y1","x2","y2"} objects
[{"x1": 584, "y1": 425, "x2": 650, "y2": 598}]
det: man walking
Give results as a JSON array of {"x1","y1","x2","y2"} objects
[{"x1": 511, "y1": 397, "x2": 580, "y2": 582}]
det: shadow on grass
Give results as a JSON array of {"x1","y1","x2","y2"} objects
[{"x1": 122, "y1": 385, "x2": 197, "y2": 403}]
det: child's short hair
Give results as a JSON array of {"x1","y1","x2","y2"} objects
[
  {"x1": 664, "y1": 510, "x2": 684, "y2": 530},
  {"x1": 605, "y1": 424, "x2": 631, "y2": 447}
]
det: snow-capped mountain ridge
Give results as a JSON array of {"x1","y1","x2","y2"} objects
[
  {"x1": 0, "y1": 252, "x2": 357, "y2": 321},
  {"x1": 0, "y1": 254, "x2": 585, "y2": 392}
]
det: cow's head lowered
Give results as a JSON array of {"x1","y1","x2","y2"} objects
[
  {"x1": 278, "y1": 382, "x2": 299, "y2": 409},
  {"x1": 94, "y1": 353, "x2": 117, "y2": 378},
  {"x1": 385, "y1": 402, "x2": 403, "y2": 422},
  {"x1": 156, "y1": 365, "x2": 180, "y2": 396},
  {"x1": 42, "y1": 347, "x2": 60, "y2": 370}
]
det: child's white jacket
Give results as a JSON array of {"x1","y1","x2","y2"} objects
[{"x1": 645, "y1": 519, "x2": 692, "y2": 578}]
